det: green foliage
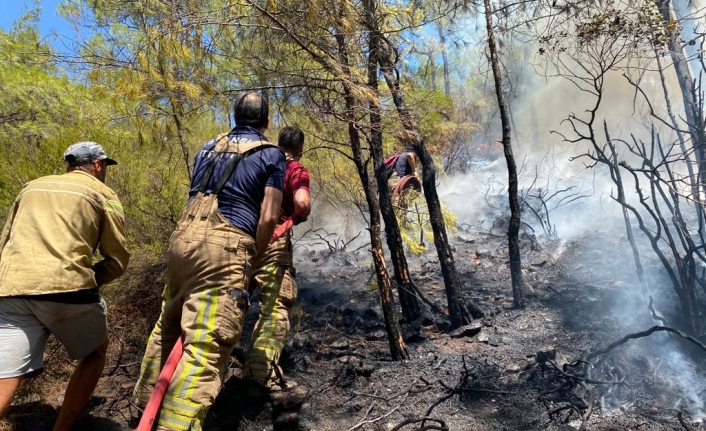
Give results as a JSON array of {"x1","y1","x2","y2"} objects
[
  {"x1": 0, "y1": 11, "x2": 194, "y2": 247},
  {"x1": 0, "y1": 20, "x2": 109, "y2": 214},
  {"x1": 365, "y1": 277, "x2": 379, "y2": 292},
  {"x1": 63, "y1": 0, "x2": 236, "y2": 177},
  {"x1": 395, "y1": 188, "x2": 456, "y2": 255},
  {"x1": 539, "y1": 2, "x2": 669, "y2": 57},
  {"x1": 289, "y1": 304, "x2": 309, "y2": 333},
  {"x1": 576, "y1": 4, "x2": 668, "y2": 47}
]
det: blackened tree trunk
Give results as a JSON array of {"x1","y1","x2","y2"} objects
[
  {"x1": 484, "y1": 0, "x2": 525, "y2": 308},
  {"x1": 368, "y1": 27, "x2": 473, "y2": 328},
  {"x1": 335, "y1": 27, "x2": 408, "y2": 360},
  {"x1": 364, "y1": 0, "x2": 422, "y2": 323},
  {"x1": 348, "y1": 120, "x2": 408, "y2": 359}
]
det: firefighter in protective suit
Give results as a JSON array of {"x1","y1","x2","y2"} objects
[{"x1": 132, "y1": 92, "x2": 285, "y2": 431}]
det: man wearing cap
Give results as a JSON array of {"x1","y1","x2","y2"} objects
[
  {"x1": 133, "y1": 92, "x2": 285, "y2": 431},
  {"x1": 0, "y1": 142, "x2": 130, "y2": 431}
]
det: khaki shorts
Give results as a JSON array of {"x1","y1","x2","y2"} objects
[{"x1": 0, "y1": 297, "x2": 108, "y2": 378}]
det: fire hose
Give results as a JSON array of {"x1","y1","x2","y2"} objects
[
  {"x1": 135, "y1": 333, "x2": 184, "y2": 431},
  {"x1": 136, "y1": 216, "x2": 297, "y2": 430},
  {"x1": 391, "y1": 175, "x2": 421, "y2": 204}
]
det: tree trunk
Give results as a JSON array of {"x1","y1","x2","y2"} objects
[
  {"x1": 349, "y1": 121, "x2": 409, "y2": 360},
  {"x1": 428, "y1": 52, "x2": 437, "y2": 92},
  {"x1": 437, "y1": 25, "x2": 451, "y2": 96},
  {"x1": 370, "y1": 33, "x2": 473, "y2": 328},
  {"x1": 365, "y1": 4, "x2": 422, "y2": 323},
  {"x1": 154, "y1": 37, "x2": 191, "y2": 179},
  {"x1": 335, "y1": 26, "x2": 408, "y2": 360},
  {"x1": 170, "y1": 106, "x2": 191, "y2": 178},
  {"x1": 167, "y1": 93, "x2": 191, "y2": 178},
  {"x1": 484, "y1": 0, "x2": 525, "y2": 308},
  {"x1": 658, "y1": 0, "x2": 706, "y2": 221},
  {"x1": 671, "y1": 0, "x2": 700, "y2": 68}
]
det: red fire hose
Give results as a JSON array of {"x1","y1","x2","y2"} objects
[
  {"x1": 270, "y1": 216, "x2": 296, "y2": 245},
  {"x1": 392, "y1": 175, "x2": 421, "y2": 203},
  {"x1": 136, "y1": 333, "x2": 184, "y2": 431},
  {"x1": 136, "y1": 217, "x2": 297, "y2": 430}
]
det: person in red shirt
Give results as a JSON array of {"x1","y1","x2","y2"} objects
[{"x1": 243, "y1": 126, "x2": 311, "y2": 392}]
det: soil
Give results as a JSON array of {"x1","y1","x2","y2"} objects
[{"x1": 2, "y1": 218, "x2": 705, "y2": 431}]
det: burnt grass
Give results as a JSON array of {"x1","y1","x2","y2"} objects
[{"x1": 2, "y1": 221, "x2": 706, "y2": 431}]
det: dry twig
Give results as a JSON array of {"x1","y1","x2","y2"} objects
[
  {"x1": 391, "y1": 417, "x2": 449, "y2": 431},
  {"x1": 346, "y1": 392, "x2": 409, "y2": 431}
]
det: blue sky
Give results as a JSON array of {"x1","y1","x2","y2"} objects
[{"x1": 0, "y1": 0, "x2": 74, "y2": 38}]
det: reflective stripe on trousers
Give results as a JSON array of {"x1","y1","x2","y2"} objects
[{"x1": 243, "y1": 232, "x2": 298, "y2": 386}]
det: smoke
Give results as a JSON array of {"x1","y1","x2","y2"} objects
[
  {"x1": 664, "y1": 347, "x2": 706, "y2": 418},
  {"x1": 292, "y1": 198, "x2": 370, "y2": 254},
  {"x1": 436, "y1": 2, "x2": 706, "y2": 417}
]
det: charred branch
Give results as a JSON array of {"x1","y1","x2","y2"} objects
[
  {"x1": 648, "y1": 296, "x2": 669, "y2": 326},
  {"x1": 678, "y1": 411, "x2": 698, "y2": 431},
  {"x1": 585, "y1": 326, "x2": 706, "y2": 363}
]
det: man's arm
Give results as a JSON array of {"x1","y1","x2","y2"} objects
[
  {"x1": 94, "y1": 198, "x2": 130, "y2": 287},
  {"x1": 407, "y1": 153, "x2": 417, "y2": 177},
  {"x1": 293, "y1": 188, "x2": 311, "y2": 223},
  {"x1": 256, "y1": 186, "x2": 283, "y2": 256}
]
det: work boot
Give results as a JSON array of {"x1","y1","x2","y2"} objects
[
  {"x1": 270, "y1": 382, "x2": 309, "y2": 410},
  {"x1": 271, "y1": 382, "x2": 309, "y2": 431},
  {"x1": 273, "y1": 411, "x2": 300, "y2": 431},
  {"x1": 241, "y1": 377, "x2": 273, "y2": 401}
]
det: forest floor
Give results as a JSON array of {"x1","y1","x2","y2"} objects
[{"x1": 2, "y1": 212, "x2": 706, "y2": 431}]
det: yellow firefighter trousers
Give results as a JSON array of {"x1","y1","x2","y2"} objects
[
  {"x1": 132, "y1": 192, "x2": 254, "y2": 431},
  {"x1": 242, "y1": 231, "x2": 298, "y2": 386}
]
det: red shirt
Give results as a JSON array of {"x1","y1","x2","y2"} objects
[{"x1": 280, "y1": 160, "x2": 310, "y2": 224}]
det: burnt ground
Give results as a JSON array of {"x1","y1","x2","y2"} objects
[{"x1": 2, "y1": 218, "x2": 706, "y2": 431}]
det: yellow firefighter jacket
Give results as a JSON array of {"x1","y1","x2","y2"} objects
[{"x1": 0, "y1": 170, "x2": 130, "y2": 296}]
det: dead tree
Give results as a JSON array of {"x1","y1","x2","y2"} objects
[
  {"x1": 616, "y1": 131, "x2": 704, "y2": 335},
  {"x1": 519, "y1": 162, "x2": 592, "y2": 239},
  {"x1": 483, "y1": 0, "x2": 526, "y2": 308}
]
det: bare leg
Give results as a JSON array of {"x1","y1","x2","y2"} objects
[
  {"x1": 52, "y1": 339, "x2": 109, "y2": 431},
  {"x1": 0, "y1": 376, "x2": 24, "y2": 418}
]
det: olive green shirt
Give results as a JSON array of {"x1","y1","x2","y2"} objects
[{"x1": 0, "y1": 170, "x2": 130, "y2": 296}]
